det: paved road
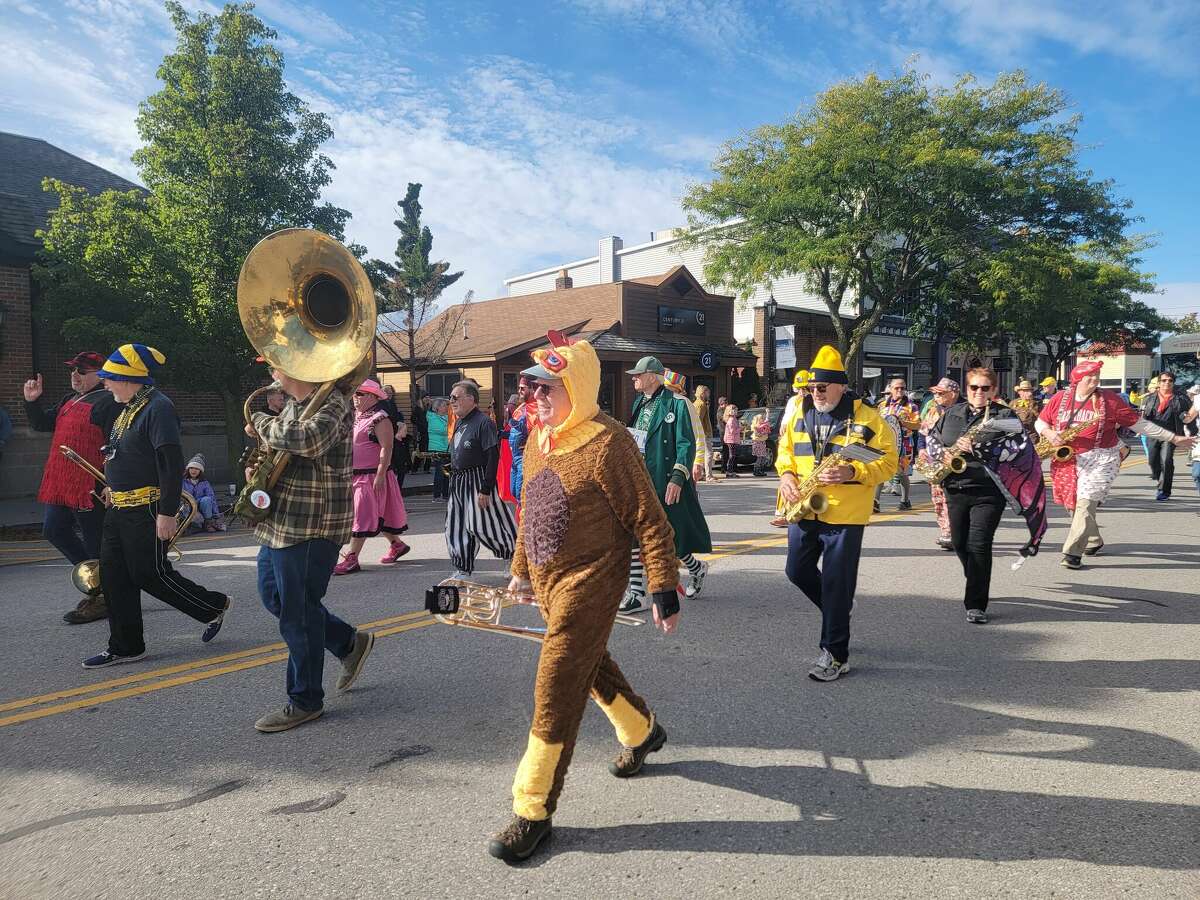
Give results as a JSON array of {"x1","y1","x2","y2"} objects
[{"x1": 1, "y1": 458, "x2": 1197, "y2": 898}]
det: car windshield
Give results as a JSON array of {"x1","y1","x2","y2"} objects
[{"x1": 739, "y1": 407, "x2": 783, "y2": 429}]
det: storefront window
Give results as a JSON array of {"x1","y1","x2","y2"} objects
[{"x1": 423, "y1": 370, "x2": 462, "y2": 399}]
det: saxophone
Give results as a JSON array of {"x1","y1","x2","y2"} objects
[
  {"x1": 915, "y1": 414, "x2": 993, "y2": 485},
  {"x1": 782, "y1": 420, "x2": 884, "y2": 522},
  {"x1": 1034, "y1": 421, "x2": 1090, "y2": 462}
]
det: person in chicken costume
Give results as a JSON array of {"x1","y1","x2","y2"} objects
[{"x1": 489, "y1": 332, "x2": 682, "y2": 864}]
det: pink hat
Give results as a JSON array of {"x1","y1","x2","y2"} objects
[
  {"x1": 930, "y1": 377, "x2": 960, "y2": 394},
  {"x1": 355, "y1": 378, "x2": 387, "y2": 399}
]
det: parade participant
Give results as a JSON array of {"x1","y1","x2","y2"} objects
[
  {"x1": 81, "y1": 345, "x2": 231, "y2": 669},
  {"x1": 333, "y1": 379, "x2": 410, "y2": 575},
  {"x1": 506, "y1": 375, "x2": 538, "y2": 518},
  {"x1": 445, "y1": 381, "x2": 518, "y2": 579},
  {"x1": 1127, "y1": 382, "x2": 1143, "y2": 407},
  {"x1": 622, "y1": 357, "x2": 712, "y2": 610},
  {"x1": 663, "y1": 369, "x2": 709, "y2": 481},
  {"x1": 776, "y1": 346, "x2": 897, "y2": 681},
  {"x1": 693, "y1": 384, "x2": 715, "y2": 482},
  {"x1": 1140, "y1": 372, "x2": 1197, "y2": 500},
  {"x1": 182, "y1": 454, "x2": 225, "y2": 532},
  {"x1": 1039, "y1": 376, "x2": 1058, "y2": 408},
  {"x1": 1010, "y1": 379, "x2": 1040, "y2": 433},
  {"x1": 489, "y1": 335, "x2": 681, "y2": 863},
  {"x1": 1036, "y1": 361, "x2": 1193, "y2": 570},
  {"x1": 22, "y1": 351, "x2": 120, "y2": 624},
  {"x1": 926, "y1": 368, "x2": 1046, "y2": 624},
  {"x1": 427, "y1": 398, "x2": 450, "y2": 501},
  {"x1": 875, "y1": 377, "x2": 919, "y2": 511},
  {"x1": 918, "y1": 377, "x2": 961, "y2": 550},
  {"x1": 248, "y1": 363, "x2": 375, "y2": 732}
]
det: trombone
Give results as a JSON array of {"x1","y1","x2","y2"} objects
[
  {"x1": 59, "y1": 444, "x2": 198, "y2": 596},
  {"x1": 426, "y1": 579, "x2": 645, "y2": 643}
]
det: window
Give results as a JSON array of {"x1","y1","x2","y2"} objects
[
  {"x1": 502, "y1": 372, "x2": 518, "y2": 404},
  {"x1": 424, "y1": 370, "x2": 461, "y2": 399}
]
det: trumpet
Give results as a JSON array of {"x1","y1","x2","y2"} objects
[
  {"x1": 59, "y1": 444, "x2": 198, "y2": 596},
  {"x1": 781, "y1": 432, "x2": 884, "y2": 522},
  {"x1": 425, "y1": 579, "x2": 644, "y2": 643},
  {"x1": 1034, "y1": 421, "x2": 1091, "y2": 462}
]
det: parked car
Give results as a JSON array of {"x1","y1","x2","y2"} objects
[{"x1": 722, "y1": 407, "x2": 784, "y2": 469}]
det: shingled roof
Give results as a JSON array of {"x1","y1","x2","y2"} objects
[{"x1": 0, "y1": 132, "x2": 141, "y2": 260}]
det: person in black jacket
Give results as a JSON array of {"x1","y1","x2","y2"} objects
[
  {"x1": 928, "y1": 367, "x2": 1018, "y2": 625},
  {"x1": 1140, "y1": 373, "x2": 1198, "y2": 500}
]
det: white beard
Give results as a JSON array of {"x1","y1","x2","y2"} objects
[{"x1": 814, "y1": 400, "x2": 837, "y2": 413}]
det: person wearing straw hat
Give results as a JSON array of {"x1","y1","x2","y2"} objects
[
  {"x1": 81, "y1": 344, "x2": 231, "y2": 669},
  {"x1": 776, "y1": 345, "x2": 897, "y2": 681},
  {"x1": 1010, "y1": 379, "x2": 1040, "y2": 433}
]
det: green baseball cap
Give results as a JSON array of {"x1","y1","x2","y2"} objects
[{"x1": 625, "y1": 356, "x2": 665, "y2": 375}]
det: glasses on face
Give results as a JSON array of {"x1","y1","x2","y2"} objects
[
  {"x1": 1159, "y1": 377, "x2": 1174, "y2": 383},
  {"x1": 70, "y1": 366, "x2": 91, "y2": 375},
  {"x1": 967, "y1": 384, "x2": 993, "y2": 392},
  {"x1": 532, "y1": 382, "x2": 557, "y2": 397},
  {"x1": 449, "y1": 394, "x2": 465, "y2": 401},
  {"x1": 810, "y1": 384, "x2": 831, "y2": 393}
]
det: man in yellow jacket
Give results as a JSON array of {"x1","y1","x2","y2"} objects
[{"x1": 776, "y1": 346, "x2": 897, "y2": 681}]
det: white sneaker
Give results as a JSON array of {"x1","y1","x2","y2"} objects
[
  {"x1": 619, "y1": 590, "x2": 648, "y2": 614},
  {"x1": 808, "y1": 649, "x2": 850, "y2": 682},
  {"x1": 450, "y1": 570, "x2": 471, "y2": 582},
  {"x1": 685, "y1": 561, "x2": 709, "y2": 598}
]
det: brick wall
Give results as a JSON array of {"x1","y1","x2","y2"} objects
[{"x1": 0, "y1": 265, "x2": 34, "y2": 426}]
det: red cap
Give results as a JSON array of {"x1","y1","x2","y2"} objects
[{"x1": 64, "y1": 351, "x2": 105, "y2": 371}]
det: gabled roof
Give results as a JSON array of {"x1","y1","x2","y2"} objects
[
  {"x1": 626, "y1": 264, "x2": 716, "y2": 299},
  {"x1": 0, "y1": 132, "x2": 142, "y2": 253}
]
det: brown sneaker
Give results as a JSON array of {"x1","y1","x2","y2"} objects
[
  {"x1": 487, "y1": 815, "x2": 552, "y2": 863},
  {"x1": 336, "y1": 630, "x2": 375, "y2": 692},
  {"x1": 254, "y1": 703, "x2": 324, "y2": 733},
  {"x1": 608, "y1": 717, "x2": 667, "y2": 778},
  {"x1": 63, "y1": 594, "x2": 109, "y2": 625}
]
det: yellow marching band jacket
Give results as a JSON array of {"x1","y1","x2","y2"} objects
[{"x1": 774, "y1": 396, "x2": 898, "y2": 526}]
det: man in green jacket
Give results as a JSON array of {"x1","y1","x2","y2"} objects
[{"x1": 621, "y1": 357, "x2": 713, "y2": 612}]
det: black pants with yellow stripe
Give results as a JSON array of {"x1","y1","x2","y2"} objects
[{"x1": 102, "y1": 502, "x2": 228, "y2": 657}]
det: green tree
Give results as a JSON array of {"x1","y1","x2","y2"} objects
[
  {"x1": 367, "y1": 183, "x2": 468, "y2": 409},
  {"x1": 681, "y1": 68, "x2": 1130, "y2": 379},
  {"x1": 35, "y1": 1, "x2": 350, "y2": 474},
  {"x1": 1174, "y1": 311, "x2": 1200, "y2": 334}
]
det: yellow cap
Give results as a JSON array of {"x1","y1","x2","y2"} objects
[
  {"x1": 808, "y1": 346, "x2": 847, "y2": 385},
  {"x1": 792, "y1": 369, "x2": 811, "y2": 390}
]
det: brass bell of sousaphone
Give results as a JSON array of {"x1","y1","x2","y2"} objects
[{"x1": 235, "y1": 229, "x2": 377, "y2": 521}]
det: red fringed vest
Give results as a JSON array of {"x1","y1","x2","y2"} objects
[{"x1": 38, "y1": 391, "x2": 107, "y2": 508}]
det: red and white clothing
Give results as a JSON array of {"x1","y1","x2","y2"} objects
[{"x1": 350, "y1": 410, "x2": 408, "y2": 538}]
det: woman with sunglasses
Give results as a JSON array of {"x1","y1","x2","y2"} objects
[{"x1": 927, "y1": 367, "x2": 1018, "y2": 624}]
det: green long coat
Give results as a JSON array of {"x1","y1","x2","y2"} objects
[{"x1": 628, "y1": 388, "x2": 713, "y2": 557}]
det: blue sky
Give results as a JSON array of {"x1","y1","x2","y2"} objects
[{"x1": 2, "y1": 0, "x2": 1198, "y2": 319}]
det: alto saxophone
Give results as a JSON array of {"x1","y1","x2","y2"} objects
[
  {"x1": 782, "y1": 423, "x2": 885, "y2": 522},
  {"x1": 916, "y1": 416, "x2": 993, "y2": 485},
  {"x1": 1034, "y1": 421, "x2": 1090, "y2": 461}
]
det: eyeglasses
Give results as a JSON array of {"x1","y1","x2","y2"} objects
[
  {"x1": 810, "y1": 384, "x2": 831, "y2": 393},
  {"x1": 532, "y1": 382, "x2": 557, "y2": 396},
  {"x1": 449, "y1": 394, "x2": 465, "y2": 401},
  {"x1": 70, "y1": 366, "x2": 92, "y2": 375},
  {"x1": 967, "y1": 384, "x2": 993, "y2": 392}
]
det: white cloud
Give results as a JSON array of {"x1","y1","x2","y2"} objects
[
  {"x1": 252, "y1": 0, "x2": 354, "y2": 45},
  {"x1": 568, "y1": 0, "x2": 760, "y2": 57},
  {"x1": 1140, "y1": 283, "x2": 1200, "y2": 321}
]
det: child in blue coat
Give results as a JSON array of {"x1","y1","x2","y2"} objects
[{"x1": 183, "y1": 454, "x2": 225, "y2": 532}]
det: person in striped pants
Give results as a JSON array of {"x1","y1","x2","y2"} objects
[{"x1": 445, "y1": 381, "x2": 518, "y2": 577}]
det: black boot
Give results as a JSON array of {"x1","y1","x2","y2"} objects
[
  {"x1": 609, "y1": 718, "x2": 667, "y2": 778},
  {"x1": 488, "y1": 815, "x2": 552, "y2": 863}
]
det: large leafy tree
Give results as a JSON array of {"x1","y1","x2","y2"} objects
[
  {"x1": 366, "y1": 183, "x2": 468, "y2": 409},
  {"x1": 36, "y1": 1, "x2": 350, "y2": 473},
  {"x1": 681, "y1": 68, "x2": 1131, "y2": 378}
]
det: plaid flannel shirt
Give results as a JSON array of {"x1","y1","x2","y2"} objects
[{"x1": 251, "y1": 389, "x2": 353, "y2": 549}]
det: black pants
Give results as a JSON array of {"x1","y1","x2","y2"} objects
[
  {"x1": 723, "y1": 443, "x2": 739, "y2": 474},
  {"x1": 1147, "y1": 438, "x2": 1175, "y2": 497},
  {"x1": 101, "y1": 502, "x2": 228, "y2": 656},
  {"x1": 945, "y1": 488, "x2": 1006, "y2": 612}
]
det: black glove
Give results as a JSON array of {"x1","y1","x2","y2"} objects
[{"x1": 650, "y1": 588, "x2": 680, "y2": 619}]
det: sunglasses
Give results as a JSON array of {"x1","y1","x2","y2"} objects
[
  {"x1": 532, "y1": 382, "x2": 558, "y2": 396},
  {"x1": 967, "y1": 384, "x2": 993, "y2": 392},
  {"x1": 70, "y1": 366, "x2": 94, "y2": 375},
  {"x1": 810, "y1": 384, "x2": 832, "y2": 393}
]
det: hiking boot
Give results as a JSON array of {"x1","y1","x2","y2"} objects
[
  {"x1": 966, "y1": 608, "x2": 989, "y2": 624},
  {"x1": 1061, "y1": 554, "x2": 1083, "y2": 570},
  {"x1": 337, "y1": 630, "x2": 375, "y2": 692},
  {"x1": 380, "y1": 541, "x2": 411, "y2": 564},
  {"x1": 685, "y1": 561, "x2": 709, "y2": 598},
  {"x1": 487, "y1": 815, "x2": 552, "y2": 863},
  {"x1": 609, "y1": 717, "x2": 667, "y2": 778},
  {"x1": 808, "y1": 649, "x2": 850, "y2": 682},
  {"x1": 333, "y1": 552, "x2": 361, "y2": 576},
  {"x1": 82, "y1": 649, "x2": 145, "y2": 669},
  {"x1": 254, "y1": 703, "x2": 324, "y2": 733},
  {"x1": 618, "y1": 590, "x2": 647, "y2": 614},
  {"x1": 201, "y1": 597, "x2": 231, "y2": 643},
  {"x1": 63, "y1": 594, "x2": 108, "y2": 625}
]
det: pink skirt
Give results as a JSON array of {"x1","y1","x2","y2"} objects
[{"x1": 351, "y1": 470, "x2": 408, "y2": 538}]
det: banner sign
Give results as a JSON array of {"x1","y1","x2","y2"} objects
[{"x1": 774, "y1": 325, "x2": 796, "y2": 370}]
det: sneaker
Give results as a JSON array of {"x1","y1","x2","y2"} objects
[
  {"x1": 1155, "y1": 491, "x2": 1169, "y2": 501},
  {"x1": 333, "y1": 552, "x2": 361, "y2": 576},
  {"x1": 966, "y1": 609, "x2": 989, "y2": 624},
  {"x1": 1083, "y1": 542, "x2": 1104, "y2": 557},
  {"x1": 618, "y1": 590, "x2": 647, "y2": 614},
  {"x1": 1061, "y1": 555, "x2": 1083, "y2": 570},
  {"x1": 936, "y1": 538, "x2": 955, "y2": 552},
  {"x1": 808, "y1": 649, "x2": 850, "y2": 682},
  {"x1": 685, "y1": 561, "x2": 709, "y2": 598},
  {"x1": 380, "y1": 541, "x2": 411, "y2": 565},
  {"x1": 609, "y1": 717, "x2": 667, "y2": 778},
  {"x1": 82, "y1": 650, "x2": 145, "y2": 669},
  {"x1": 872, "y1": 501, "x2": 880, "y2": 513},
  {"x1": 254, "y1": 703, "x2": 324, "y2": 733},
  {"x1": 898, "y1": 501, "x2": 913, "y2": 511},
  {"x1": 487, "y1": 815, "x2": 552, "y2": 863},
  {"x1": 201, "y1": 598, "x2": 231, "y2": 643},
  {"x1": 450, "y1": 569, "x2": 471, "y2": 582},
  {"x1": 63, "y1": 594, "x2": 108, "y2": 625},
  {"x1": 337, "y1": 630, "x2": 375, "y2": 692}
]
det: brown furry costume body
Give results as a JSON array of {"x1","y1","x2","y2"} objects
[{"x1": 508, "y1": 339, "x2": 678, "y2": 822}]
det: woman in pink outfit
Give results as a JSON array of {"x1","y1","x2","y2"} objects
[{"x1": 334, "y1": 379, "x2": 410, "y2": 575}]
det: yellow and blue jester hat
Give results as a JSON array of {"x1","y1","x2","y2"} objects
[{"x1": 98, "y1": 343, "x2": 166, "y2": 384}]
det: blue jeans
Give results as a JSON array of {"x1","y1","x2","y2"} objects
[
  {"x1": 1191, "y1": 462, "x2": 1200, "y2": 496},
  {"x1": 257, "y1": 539, "x2": 356, "y2": 711},
  {"x1": 432, "y1": 463, "x2": 449, "y2": 499},
  {"x1": 785, "y1": 520, "x2": 865, "y2": 662},
  {"x1": 43, "y1": 502, "x2": 105, "y2": 566}
]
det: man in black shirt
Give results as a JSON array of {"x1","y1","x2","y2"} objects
[
  {"x1": 82, "y1": 344, "x2": 232, "y2": 669},
  {"x1": 1140, "y1": 373, "x2": 1198, "y2": 500},
  {"x1": 445, "y1": 380, "x2": 517, "y2": 578}
]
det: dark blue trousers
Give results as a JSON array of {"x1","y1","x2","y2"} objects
[
  {"x1": 257, "y1": 539, "x2": 356, "y2": 712},
  {"x1": 785, "y1": 520, "x2": 864, "y2": 663},
  {"x1": 43, "y1": 502, "x2": 105, "y2": 566}
]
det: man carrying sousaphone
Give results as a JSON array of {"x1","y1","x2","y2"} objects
[
  {"x1": 486, "y1": 333, "x2": 681, "y2": 863},
  {"x1": 81, "y1": 344, "x2": 231, "y2": 668}
]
